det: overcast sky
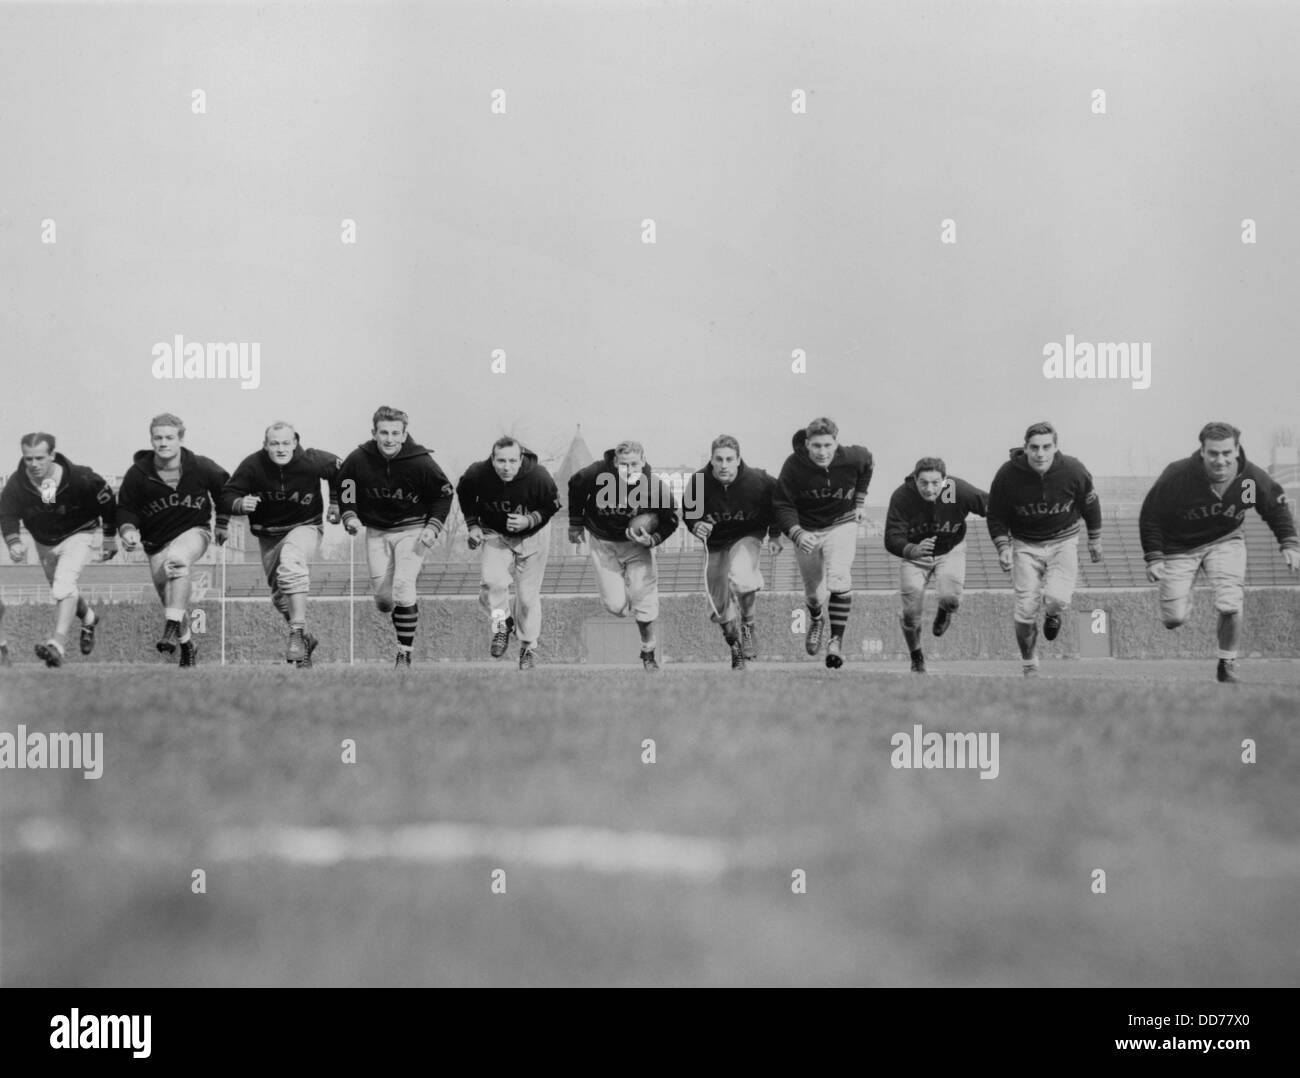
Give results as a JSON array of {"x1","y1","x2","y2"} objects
[{"x1": 3, "y1": 0, "x2": 1298, "y2": 495}]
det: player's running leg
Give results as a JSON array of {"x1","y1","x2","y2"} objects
[
  {"x1": 624, "y1": 541, "x2": 661, "y2": 670},
  {"x1": 822, "y1": 521, "x2": 857, "y2": 669},
  {"x1": 479, "y1": 532, "x2": 516, "y2": 658},
  {"x1": 1206, "y1": 535, "x2": 1247, "y2": 684},
  {"x1": 1012, "y1": 540, "x2": 1045, "y2": 676},
  {"x1": 793, "y1": 534, "x2": 827, "y2": 656},
  {"x1": 705, "y1": 543, "x2": 744, "y2": 669},
  {"x1": 899, "y1": 559, "x2": 928, "y2": 673},
  {"x1": 511, "y1": 528, "x2": 548, "y2": 670}
]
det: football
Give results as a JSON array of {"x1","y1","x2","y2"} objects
[{"x1": 627, "y1": 511, "x2": 659, "y2": 537}]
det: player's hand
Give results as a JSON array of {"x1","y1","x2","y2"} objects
[
  {"x1": 467, "y1": 525, "x2": 484, "y2": 550},
  {"x1": 7, "y1": 541, "x2": 26, "y2": 563},
  {"x1": 238, "y1": 494, "x2": 261, "y2": 514},
  {"x1": 854, "y1": 506, "x2": 867, "y2": 524},
  {"x1": 764, "y1": 535, "x2": 784, "y2": 557},
  {"x1": 1145, "y1": 560, "x2": 1166, "y2": 583},
  {"x1": 1088, "y1": 540, "x2": 1104, "y2": 564},
  {"x1": 997, "y1": 547, "x2": 1012, "y2": 572},
  {"x1": 796, "y1": 531, "x2": 819, "y2": 554},
  {"x1": 415, "y1": 525, "x2": 440, "y2": 553},
  {"x1": 99, "y1": 537, "x2": 118, "y2": 563},
  {"x1": 692, "y1": 520, "x2": 714, "y2": 542},
  {"x1": 505, "y1": 513, "x2": 530, "y2": 533},
  {"x1": 326, "y1": 505, "x2": 341, "y2": 526},
  {"x1": 342, "y1": 512, "x2": 362, "y2": 536},
  {"x1": 567, "y1": 526, "x2": 585, "y2": 546},
  {"x1": 118, "y1": 527, "x2": 140, "y2": 552},
  {"x1": 627, "y1": 526, "x2": 655, "y2": 548},
  {"x1": 1282, "y1": 548, "x2": 1300, "y2": 573},
  {"x1": 214, "y1": 525, "x2": 229, "y2": 546},
  {"x1": 915, "y1": 536, "x2": 937, "y2": 558}
]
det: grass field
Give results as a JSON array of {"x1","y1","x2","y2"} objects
[{"x1": 2, "y1": 660, "x2": 1298, "y2": 986}]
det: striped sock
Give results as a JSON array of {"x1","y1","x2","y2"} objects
[
  {"x1": 392, "y1": 604, "x2": 419, "y2": 648},
  {"x1": 828, "y1": 592, "x2": 851, "y2": 640}
]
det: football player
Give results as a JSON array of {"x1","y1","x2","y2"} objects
[
  {"x1": 116, "y1": 414, "x2": 230, "y2": 667},
  {"x1": 884, "y1": 457, "x2": 988, "y2": 673},
  {"x1": 684, "y1": 435, "x2": 781, "y2": 670},
  {"x1": 772, "y1": 417, "x2": 874, "y2": 669},
  {"x1": 1140, "y1": 421, "x2": 1300, "y2": 683},
  {"x1": 0, "y1": 432, "x2": 117, "y2": 667},
  {"x1": 567, "y1": 440, "x2": 679, "y2": 670},
  {"x1": 223, "y1": 422, "x2": 342, "y2": 667},
  {"x1": 456, "y1": 436, "x2": 562, "y2": 669},
  {"x1": 987, "y1": 421, "x2": 1102, "y2": 677},
  {"x1": 337, "y1": 406, "x2": 454, "y2": 668}
]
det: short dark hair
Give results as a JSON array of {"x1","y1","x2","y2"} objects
[
  {"x1": 1198, "y1": 421, "x2": 1241, "y2": 447},
  {"x1": 806, "y1": 417, "x2": 838, "y2": 440},
  {"x1": 491, "y1": 436, "x2": 522, "y2": 458},
  {"x1": 20, "y1": 432, "x2": 55, "y2": 453},
  {"x1": 913, "y1": 456, "x2": 946, "y2": 479},
  {"x1": 150, "y1": 413, "x2": 186, "y2": 438},
  {"x1": 1024, "y1": 421, "x2": 1057, "y2": 445},
  {"x1": 372, "y1": 405, "x2": 409, "y2": 430},
  {"x1": 710, "y1": 434, "x2": 741, "y2": 457}
]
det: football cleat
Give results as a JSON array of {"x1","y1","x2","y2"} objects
[
  {"x1": 1043, "y1": 612, "x2": 1062, "y2": 641},
  {"x1": 519, "y1": 644, "x2": 537, "y2": 671},
  {"x1": 490, "y1": 616, "x2": 514, "y2": 659},
  {"x1": 825, "y1": 637, "x2": 843, "y2": 669},
  {"x1": 296, "y1": 632, "x2": 319, "y2": 669},
  {"x1": 911, "y1": 654, "x2": 927, "y2": 674},
  {"x1": 1216, "y1": 658, "x2": 1239, "y2": 684},
  {"x1": 157, "y1": 619, "x2": 181, "y2": 655},
  {"x1": 179, "y1": 640, "x2": 197, "y2": 667},
  {"x1": 741, "y1": 621, "x2": 757, "y2": 661},
  {"x1": 805, "y1": 614, "x2": 825, "y2": 655},
  {"x1": 394, "y1": 649, "x2": 412, "y2": 669},
  {"x1": 730, "y1": 639, "x2": 746, "y2": 671},
  {"x1": 0, "y1": 643, "x2": 11, "y2": 667},
  {"x1": 80, "y1": 609, "x2": 100, "y2": 655},
  {"x1": 641, "y1": 648, "x2": 661, "y2": 672},
  {"x1": 286, "y1": 627, "x2": 307, "y2": 663},
  {"x1": 1022, "y1": 664, "x2": 1040, "y2": 678},
  {"x1": 932, "y1": 607, "x2": 952, "y2": 637},
  {"x1": 35, "y1": 640, "x2": 64, "y2": 668}
]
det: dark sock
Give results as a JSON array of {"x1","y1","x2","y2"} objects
[
  {"x1": 829, "y1": 592, "x2": 851, "y2": 640},
  {"x1": 393, "y1": 604, "x2": 419, "y2": 648}
]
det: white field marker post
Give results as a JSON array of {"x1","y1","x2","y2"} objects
[
  {"x1": 348, "y1": 535, "x2": 355, "y2": 665},
  {"x1": 220, "y1": 537, "x2": 227, "y2": 665}
]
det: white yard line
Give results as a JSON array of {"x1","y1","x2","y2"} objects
[{"x1": 12, "y1": 818, "x2": 797, "y2": 880}]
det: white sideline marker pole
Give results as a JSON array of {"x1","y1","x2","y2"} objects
[
  {"x1": 220, "y1": 538, "x2": 227, "y2": 665},
  {"x1": 348, "y1": 535, "x2": 355, "y2": 665}
]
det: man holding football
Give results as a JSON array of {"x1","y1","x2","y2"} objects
[
  {"x1": 338, "y1": 405, "x2": 455, "y2": 668},
  {"x1": 457, "y1": 436, "x2": 562, "y2": 670},
  {"x1": 223, "y1": 422, "x2": 342, "y2": 667},
  {"x1": 884, "y1": 456, "x2": 988, "y2": 674},
  {"x1": 0, "y1": 432, "x2": 118, "y2": 667},
  {"x1": 1139, "y1": 421, "x2": 1300, "y2": 683},
  {"x1": 684, "y1": 435, "x2": 782, "y2": 671},
  {"x1": 116, "y1": 414, "x2": 230, "y2": 667},
  {"x1": 567, "y1": 439, "x2": 679, "y2": 670},
  {"x1": 987, "y1": 421, "x2": 1103, "y2": 677},
  {"x1": 772, "y1": 417, "x2": 874, "y2": 669}
]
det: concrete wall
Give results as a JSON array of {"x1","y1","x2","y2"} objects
[{"x1": 2, "y1": 588, "x2": 1297, "y2": 664}]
